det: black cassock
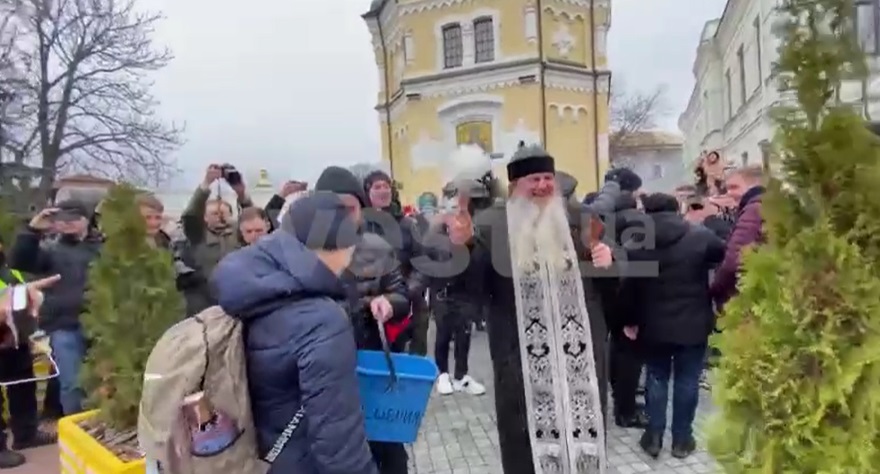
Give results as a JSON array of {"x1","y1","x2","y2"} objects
[{"x1": 465, "y1": 203, "x2": 619, "y2": 474}]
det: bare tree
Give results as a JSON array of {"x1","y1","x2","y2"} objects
[
  {"x1": 9, "y1": 0, "x2": 183, "y2": 199},
  {"x1": 609, "y1": 78, "x2": 670, "y2": 164}
]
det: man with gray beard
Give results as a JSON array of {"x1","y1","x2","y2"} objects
[{"x1": 445, "y1": 145, "x2": 620, "y2": 474}]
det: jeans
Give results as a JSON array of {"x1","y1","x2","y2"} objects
[
  {"x1": 644, "y1": 343, "x2": 706, "y2": 441},
  {"x1": 0, "y1": 345, "x2": 38, "y2": 448},
  {"x1": 433, "y1": 296, "x2": 473, "y2": 380},
  {"x1": 49, "y1": 329, "x2": 86, "y2": 415}
]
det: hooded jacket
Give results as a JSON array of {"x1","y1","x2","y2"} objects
[
  {"x1": 621, "y1": 211, "x2": 726, "y2": 346},
  {"x1": 710, "y1": 186, "x2": 765, "y2": 309},
  {"x1": 211, "y1": 231, "x2": 377, "y2": 474}
]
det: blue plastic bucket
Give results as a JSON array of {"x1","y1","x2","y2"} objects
[{"x1": 356, "y1": 350, "x2": 438, "y2": 443}]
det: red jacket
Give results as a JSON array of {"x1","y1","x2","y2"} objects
[{"x1": 710, "y1": 191, "x2": 764, "y2": 309}]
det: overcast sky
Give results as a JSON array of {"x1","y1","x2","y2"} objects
[{"x1": 144, "y1": 0, "x2": 729, "y2": 189}]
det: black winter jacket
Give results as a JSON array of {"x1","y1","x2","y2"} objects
[
  {"x1": 11, "y1": 229, "x2": 102, "y2": 332},
  {"x1": 621, "y1": 211, "x2": 726, "y2": 346},
  {"x1": 343, "y1": 232, "x2": 411, "y2": 351}
]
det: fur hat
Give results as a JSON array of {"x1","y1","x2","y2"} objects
[{"x1": 507, "y1": 144, "x2": 555, "y2": 181}]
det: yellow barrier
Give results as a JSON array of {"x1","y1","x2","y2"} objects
[
  {"x1": 1, "y1": 357, "x2": 50, "y2": 422},
  {"x1": 58, "y1": 410, "x2": 145, "y2": 474}
]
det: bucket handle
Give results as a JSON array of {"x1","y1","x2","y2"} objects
[{"x1": 377, "y1": 323, "x2": 398, "y2": 392}]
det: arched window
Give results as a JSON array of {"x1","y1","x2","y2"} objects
[
  {"x1": 455, "y1": 121, "x2": 493, "y2": 152},
  {"x1": 442, "y1": 23, "x2": 463, "y2": 68},
  {"x1": 473, "y1": 17, "x2": 495, "y2": 63}
]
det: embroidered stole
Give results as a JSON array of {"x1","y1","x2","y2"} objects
[{"x1": 507, "y1": 214, "x2": 606, "y2": 474}]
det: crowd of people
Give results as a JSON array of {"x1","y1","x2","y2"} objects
[{"x1": 0, "y1": 145, "x2": 768, "y2": 473}]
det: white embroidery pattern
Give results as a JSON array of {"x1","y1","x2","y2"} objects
[{"x1": 509, "y1": 217, "x2": 605, "y2": 474}]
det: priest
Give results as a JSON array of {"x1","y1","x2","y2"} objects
[{"x1": 446, "y1": 144, "x2": 621, "y2": 474}]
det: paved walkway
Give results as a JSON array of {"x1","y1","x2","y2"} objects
[
  {"x1": 410, "y1": 328, "x2": 721, "y2": 473},
  {"x1": 7, "y1": 328, "x2": 721, "y2": 474}
]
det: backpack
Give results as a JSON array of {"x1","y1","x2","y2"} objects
[{"x1": 138, "y1": 306, "x2": 302, "y2": 474}]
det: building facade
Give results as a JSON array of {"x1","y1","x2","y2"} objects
[
  {"x1": 363, "y1": 0, "x2": 612, "y2": 204},
  {"x1": 679, "y1": 0, "x2": 880, "y2": 171},
  {"x1": 611, "y1": 131, "x2": 686, "y2": 192}
]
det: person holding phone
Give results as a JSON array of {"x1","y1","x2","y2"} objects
[
  {"x1": 177, "y1": 164, "x2": 252, "y2": 315},
  {"x1": 0, "y1": 273, "x2": 62, "y2": 468},
  {"x1": 10, "y1": 200, "x2": 102, "y2": 418},
  {"x1": 263, "y1": 180, "x2": 308, "y2": 230}
]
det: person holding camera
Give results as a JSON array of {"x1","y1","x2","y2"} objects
[{"x1": 178, "y1": 164, "x2": 252, "y2": 315}]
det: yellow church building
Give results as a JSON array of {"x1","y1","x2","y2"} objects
[{"x1": 362, "y1": 0, "x2": 612, "y2": 204}]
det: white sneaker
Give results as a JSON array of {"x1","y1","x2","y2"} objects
[
  {"x1": 453, "y1": 375, "x2": 486, "y2": 395},
  {"x1": 436, "y1": 373, "x2": 454, "y2": 395}
]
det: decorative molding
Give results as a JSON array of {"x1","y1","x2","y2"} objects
[
  {"x1": 598, "y1": 133, "x2": 610, "y2": 169},
  {"x1": 398, "y1": 0, "x2": 607, "y2": 15},
  {"x1": 410, "y1": 91, "x2": 541, "y2": 171},
  {"x1": 552, "y1": 24, "x2": 575, "y2": 57},
  {"x1": 524, "y1": 4, "x2": 538, "y2": 44},
  {"x1": 401, "y1": 63, "x2": 610, "y2": 98},
  {"x1": 548, "y1": 103, "x2": 589, "y2": 121},
  {"x1": 407, "y1": 62, "x2": 540, "y2": 98},
  {"x1": 545, "y1": 69, "x2": 610, "y2": 94},
  {"x1": 403, "y1": 31, "x2": 414, "y2": 65},
  {"x1": 437, "y1": 94, "x2": 504, "y2": 115},
  {"x1": 394, "y1": 51, "x2": 405, "y2": 83},
  {"x1": 543, "y1": 5, "x2": 586, "y2": 21},
  {"x1": 594, "y1": 25, "x2": 608, "y2": 57}
]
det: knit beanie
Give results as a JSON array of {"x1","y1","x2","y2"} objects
[
  {"x1": 314, "y1": 166, "x2": 368, "y2": 208},
  {"x1": 286, "y1": 191, "x2": 360, "y2": 250}
]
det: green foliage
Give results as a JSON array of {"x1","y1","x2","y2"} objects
[
  {"x1": 709, "y1": 0, "x2": 880, "y2": 472},
  {"x1": 0, "y1": 199, "x2": 18, "y2": 247},
  {"x1": 80, "y1": 184, "x2": 183, "y2": 431}
]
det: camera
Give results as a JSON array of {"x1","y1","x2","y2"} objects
[{"x1": 220, "y1": 164, "x2": 242, "y2": 186}]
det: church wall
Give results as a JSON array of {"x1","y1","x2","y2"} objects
[
  {"x1": 364, "y1": 0, "x2": 612, "y2": 204},
  {"x1": 544, "y1": 87, "x2": 597, "y2": 193},
  {"x1": 541, "y1": 4, "x2": 590, "y2": 66}
]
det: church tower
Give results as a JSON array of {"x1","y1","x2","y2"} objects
[{"x1": 363, "y1": 0, "x2": 612, "y2": 204}]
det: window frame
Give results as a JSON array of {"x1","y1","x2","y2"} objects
[
  {"x1": 473, "y1": 16, "x2": 495, "y2": 64},
  {"x1": 725, "y1": 68, "x2": 733, "y2": 118},
  {"x1": 442, "y1": 23, "x2": 464, "y2": 69},
  {"x1": 855, "y1": 0, "x2": 880, "y2": 55},
  {"x1": 754, "y1": 16, "x2": 763, "y2": 86}
]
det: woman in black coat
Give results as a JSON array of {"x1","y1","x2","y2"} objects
[{"x1": 344, "y1": 232, "x2": 412, "y2": 474}]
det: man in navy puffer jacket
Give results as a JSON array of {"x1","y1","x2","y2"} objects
[{"x1": 212, "y1": 192, "x2": 378, "y2": 474}]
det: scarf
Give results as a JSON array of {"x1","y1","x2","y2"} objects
[{"x1": 507, "y1": 210, "x2": 606, "y2": 473}]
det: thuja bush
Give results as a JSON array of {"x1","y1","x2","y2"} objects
[
  {"x1": 708, "y1": 0, "x2": 880, "y2": 472},
  {"x1": 80, "y1": 184, "x2": 183, "y2": 430}
]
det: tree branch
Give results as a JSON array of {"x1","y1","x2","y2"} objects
[
  {"x1": 4, "y1": 0, "x2": 182, "y2": 198},
  {"x1": 609, "y1": 77, "x2": 670, "y2": 164}
]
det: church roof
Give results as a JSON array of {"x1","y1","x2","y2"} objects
[{"x1": 364, "y1": 0, "x2": 389, "y2": 17}]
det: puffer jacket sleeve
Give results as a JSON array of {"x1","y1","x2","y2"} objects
[
  {"x1": 380, "y1": 262, "x2": 411, "y2": 321},
  {"x1": 294, "y1": 300, "x2": 378, "y2": 474},
  {"x1": 710, "y1": 200, "x2": 763, "y2": 306}
]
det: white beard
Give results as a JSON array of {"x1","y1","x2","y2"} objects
[{"x1": 507, "y1": 195, "x2": 575, "y2": 270}]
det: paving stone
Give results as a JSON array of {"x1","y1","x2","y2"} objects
[{"x1": 409, "y1": 326, "x2": 721, "y2": 473}]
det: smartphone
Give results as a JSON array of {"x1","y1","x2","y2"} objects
[{"x1": 3, "y1": 286, "x2": 35, "y2": 348}]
